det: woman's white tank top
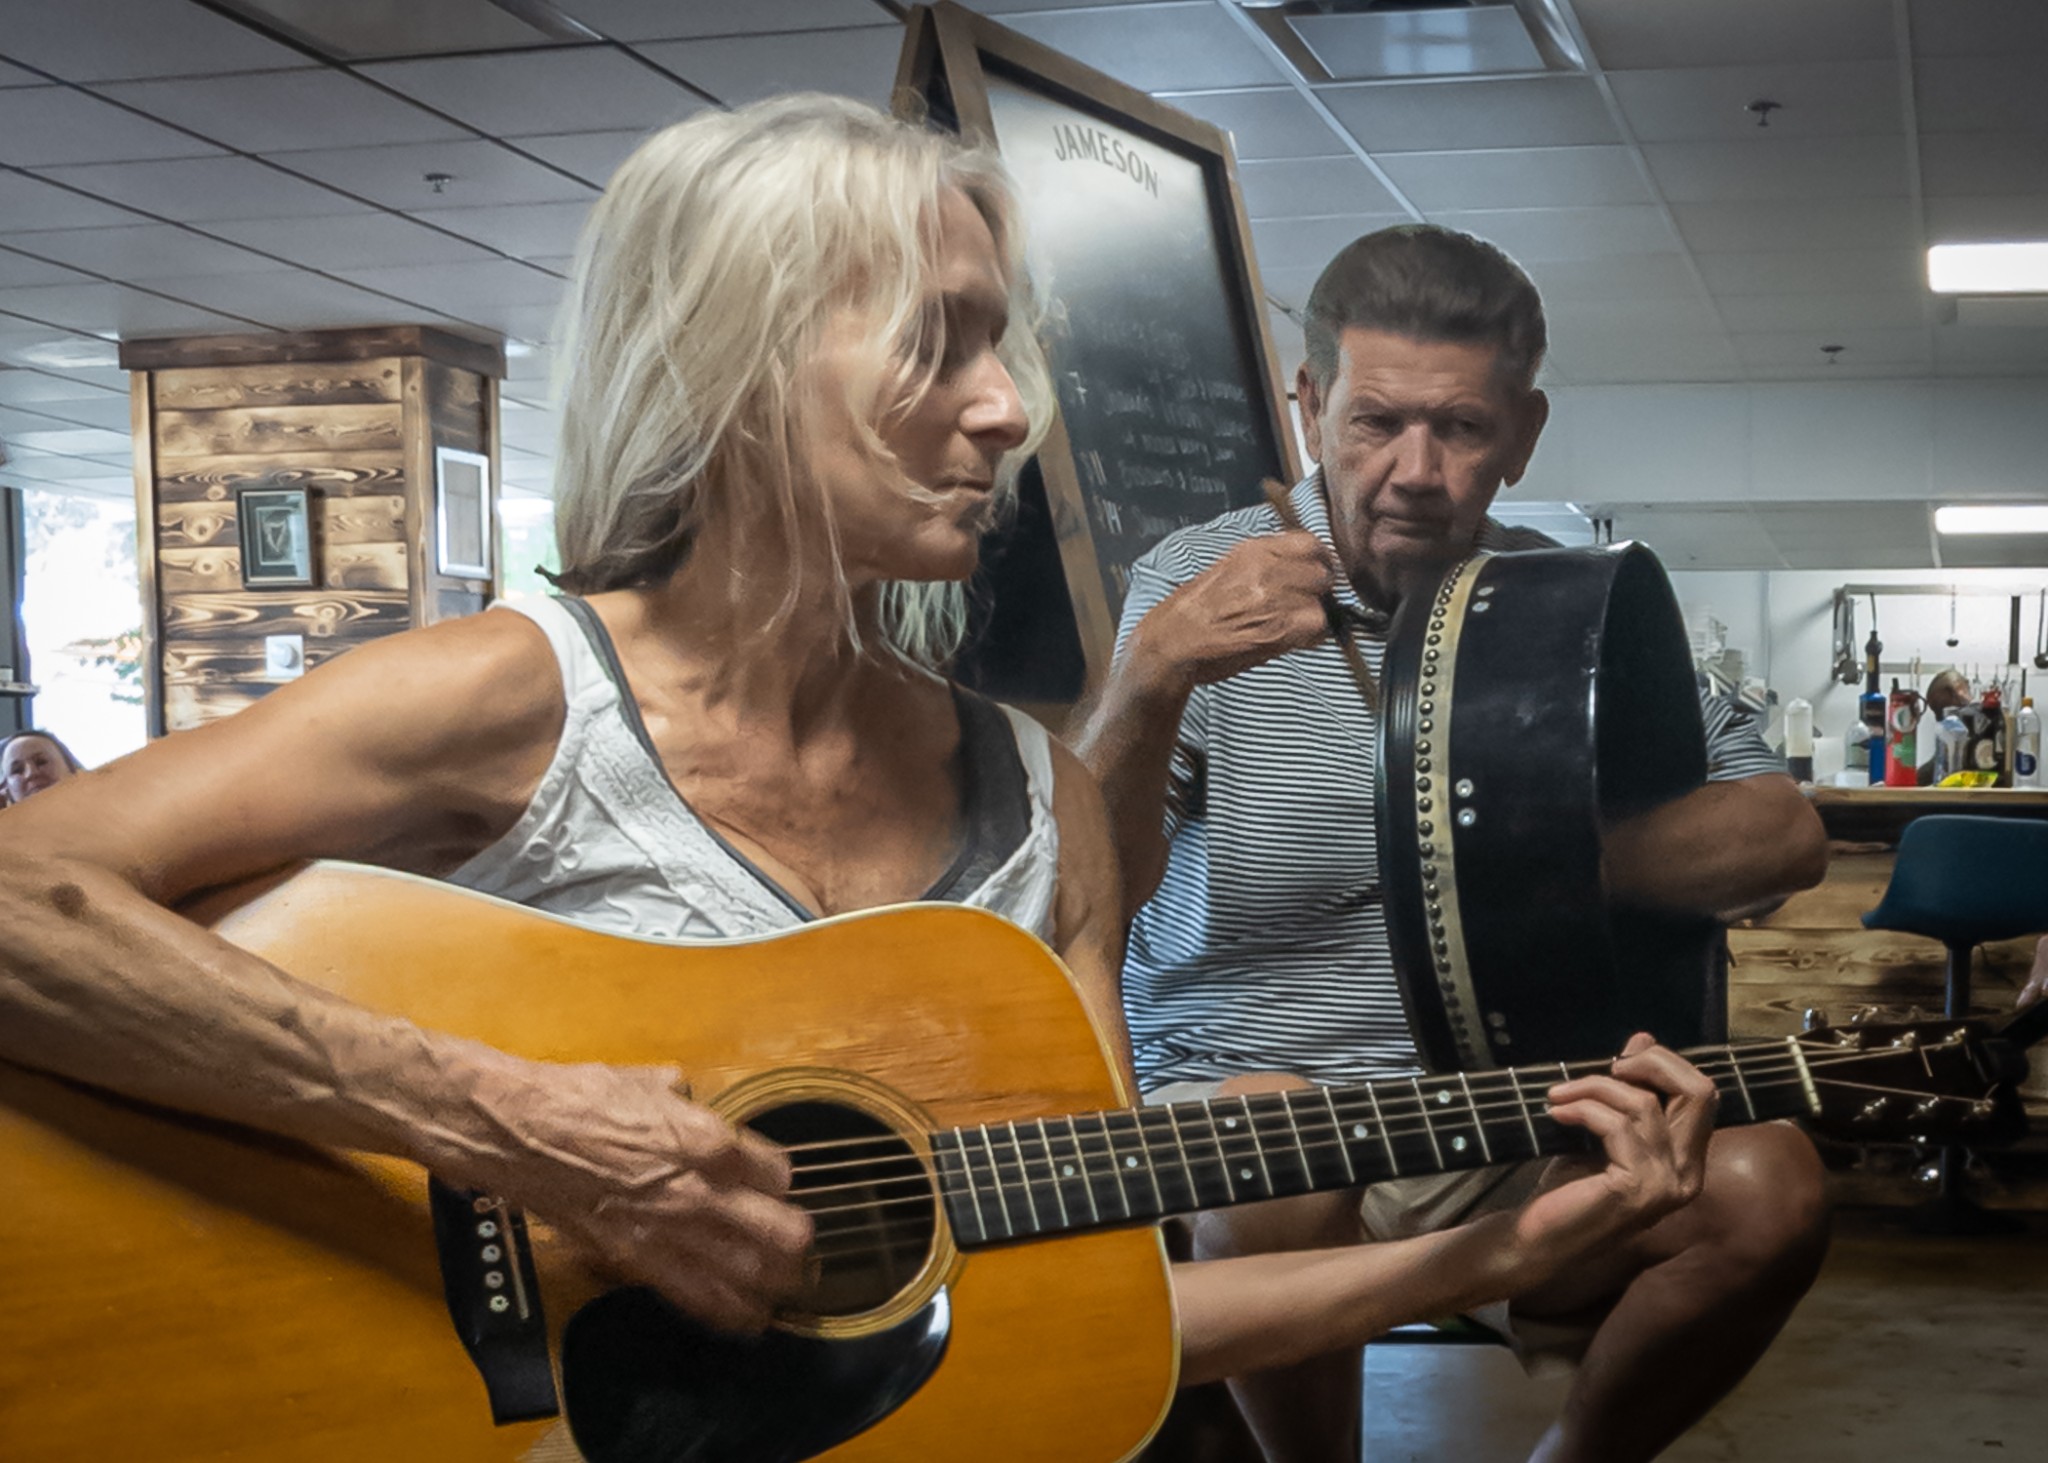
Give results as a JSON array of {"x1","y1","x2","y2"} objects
[{"x1": 447, "y1": 596, "x2": 1062, "y2": 943}]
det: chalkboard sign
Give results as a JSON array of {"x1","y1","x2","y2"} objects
[{"x1": 898, "y1": 3, "x2": 1299, "y2": 703}]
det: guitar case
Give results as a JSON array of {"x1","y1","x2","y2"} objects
[{"x1": 1375, "y1": 542, "x2": 1723, "y2": 1071}]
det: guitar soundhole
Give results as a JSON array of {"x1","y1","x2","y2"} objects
[{"x1": 747, "y1": 1100, "x2": 937, "y2": 1320}]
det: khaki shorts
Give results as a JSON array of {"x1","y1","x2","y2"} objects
[{"x1": 1147, "y1": 1080, "x2": 1597, "y2": 1378}]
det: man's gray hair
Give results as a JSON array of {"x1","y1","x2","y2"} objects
[{"x1": 1303, "y1": 224, "x2": 1547, "y2": 392}]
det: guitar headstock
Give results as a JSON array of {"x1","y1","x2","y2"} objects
[{"x1": 1793, "y1": 1016, "x2": 2030, "y2": 1146}]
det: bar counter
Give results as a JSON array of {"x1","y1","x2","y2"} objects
[{"x1": 1806, "y1": 785, "x2": 2048, "y2": 843}]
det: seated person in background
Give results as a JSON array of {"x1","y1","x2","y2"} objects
[
  {"x1": 3, "y1": 100, "x2": 1718, "y2": 1407},
  {"x1": 2, "y1": 728, "x2": 84, "y2": 806},
  {"x1": 1078, "y1": 225, "x2": 1832, "y2": 1463}
]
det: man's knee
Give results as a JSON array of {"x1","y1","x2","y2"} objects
[
  {"x1": 1189, "y1": 1072, "x2": 1364, "y2": 1260},
  {"x1": 1694, "y1": 1122, "x2": 1831, "y2": 1282}
]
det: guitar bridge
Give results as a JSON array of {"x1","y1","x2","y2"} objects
[{"x1": 429, "y1": 1178, "x2": 560, "y2": 1425}]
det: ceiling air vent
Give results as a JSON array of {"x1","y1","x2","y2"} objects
[{"x1": 1238, "y1": 1, "x2": 1584, "y2": 83}]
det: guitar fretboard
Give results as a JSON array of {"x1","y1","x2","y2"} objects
[{"x1": 929, "y1": 1040, "x2": 1816, "y2": 1247}]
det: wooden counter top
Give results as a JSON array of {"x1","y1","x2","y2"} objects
[{"x1": 1806, "y1": 785, "x2": 2048, "y2": 842}]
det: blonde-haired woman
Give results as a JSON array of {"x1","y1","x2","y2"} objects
[{"x1": 0, "y1": 94, "x2": 1711, "y2": 1435}]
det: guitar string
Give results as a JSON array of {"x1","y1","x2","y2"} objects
[
  {"x1": 777, "y1": 1046, "x2": 1959, "y2": 1187},
  {"x1": 765, "y1": 1040, "x2": 1958, "y2": 1163},
  {"x1": 784, "y1": 1067, "x2": 1982, "y2": 1239}
]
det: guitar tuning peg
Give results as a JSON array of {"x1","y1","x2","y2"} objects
[
  {"x1": 1849, "y1": 1006, "x2": 1877, "y2": 1025},
  {"x1": 1802, "y1": 1007, "x2": 1830, "y2": 1032},
  {"x1": 1907, "y1": 1005, "x2": 1929, "y2": 1023}
]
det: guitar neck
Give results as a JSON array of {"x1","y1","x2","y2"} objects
[{"x1": 932, "y1": 1039, "x2": 1819, "y2": 1248}]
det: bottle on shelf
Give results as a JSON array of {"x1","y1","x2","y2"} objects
[
  {"x1": 1884, "y1": 679, "x2": 1921, "y2": 787},
  {"x1": 1785, "y1": 696, "x2": 1814, "y2": 783},
  {"x1": 2019, "y1": 696, "x2": 2041, "y2": 789}
]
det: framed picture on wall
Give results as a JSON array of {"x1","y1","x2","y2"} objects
[
  {"x1": 236, "y1": 486, "x2": 316, "y2": 588},
  {"x1": 435, "y1": 446, "x2": 493, "y2": 579}
]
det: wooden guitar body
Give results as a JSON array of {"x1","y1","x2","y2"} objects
[{"x1": 0, "y1": 864, "x2": 1178, "y2": 1462}]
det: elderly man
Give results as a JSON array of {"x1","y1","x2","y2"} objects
[{"x1": 1078, "y1": 225, "x2": 1831, "y2": 1463}]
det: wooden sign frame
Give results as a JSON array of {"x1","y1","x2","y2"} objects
[{"x1": 895, "y1": 1, "x2": 1302, "y2": 686}]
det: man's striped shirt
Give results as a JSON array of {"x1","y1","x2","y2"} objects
[{"x1": 1115, "y1": 472, "x2": 1784, "y2": 1093}]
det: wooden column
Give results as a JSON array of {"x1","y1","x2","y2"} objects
[{"x1": 120, "y1": 327, "x2": 506, "y2": 735}]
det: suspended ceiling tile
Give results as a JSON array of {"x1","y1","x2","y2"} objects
[
  {"x1": 1523, "y1": 252, "x2": 1704, "y2": 301},
  {"x1": 1919, "y1": 131, "x2": 2048, "y2": 197},
  {"x1": 1319, "y1": 76, "x2": 1618, "y2": 153},
  {"x1": 9, "y1": 391, "x2": 129, "y2": 429},
  {"x1": 204, "y1": 211, "x2": 500, "y2": 271},
  {"x1": 140, "y1": 269, "x2": 441, "y2": 330},
  {"x1": 1236, "y1": 156, "x2": 1400, "y2": 220},
  {"x1": 1545, "y1": 330, "x2": 1744, "y2": 384},
  {"x1": 1153, "y1": 87, "x2": 1347, "y2": 163},
  {"x1": 0, "y1": 0, "x2": 312, "y2": 81},
  {"x1": 0, "y1": 171, "x2": 147, "y2": 233},
  {"x1": 1696, "y1": 248, "x2": 1924, "y2": 296},
  {"x1": 0, "y1": 366, "x2": 126, "y2": 404},
  {"x1": 1934, "y1": 326, "x2": 2048, "y2": 370},
  {"x1": 637, "y1": 25, "x2": 917, "y2": 106},
  {"x1": 1254, "y1": 263, "x2": 1323, "y2": 310},
  {"x1": 358, "y1": 47, "x2": 712, "y2": 137},
  {"x1": 563, "y1": 0, "x2": 892, "y2": 39},
  {"x1": 1378, "y1": 145, "x2": 1649, "y2": 213},
  {"x1": 0, "y1": 326, "x2": 122, "y2": 369},
  {"x1": 98, "y1": 68, "x2": 471, "y2": 155},
  {"x1": 0, "y1": 60, "x2": 46, "y2": 87},
  {"x1": 1907, "y1": 0, "x2": 2048, "y2": 58},
  {"x1": 4, "y1": 222, "x2": 294, "y2": 279},
  {"x1": 1749, "y1": 381, "x2": 1933, "y2": 499},
  {"x1": 31, "y1": 154, "x2": 362, "y2": 222},
  {"x1": 264, "y1": 139, "x2": 597, "y2": 211},
  {"x1": 1552, "y1": 383, "x2": 1748, "y2": 500},
  {"x1": 5, "y1": 423, "x2": 133, "y2": 455},
  {"x1": 0, "y1": 86, "x2": 225, "y2": 167},
  {"x1": 1606, "y1": 61, "x2": 1904, "y2": 144},
  {"x1": 1641, "y1": 135, "x2": 1910, "y2": 203},
  {"x1": 1932, "y1": 380, "x2": 2048, "y2": 489},
  {"x1": 1716, "y1": 291, "x2": 1932, "y2": 334},
  {"x1": 1546, "y1": 294, "x2": 1727, "y2": 337},
  {"x1": 1925, "y1": 194, "x2": 2048, "y2": 245},
  {"x1": 1431, "y1": 205, "x2": 1679, "y2": 264},
  {"x1": 331, "y1": 258, "x2": 568, "y2": 318},
  {"x1": 1916, "y1": 56, "x2": 2048, "y2": 135},
  {"x1": 0, "y1": 251, "x2": 97, "y2": 289},
  {"x1": 408, "y1": 200, "x2": 593, "y2": 261},
  {"x1": 1669, "y1": 195, "x2": 1918, "y2": 254},
  {"x1": 1249, "y1": 212, "x2": 1413, "y2": 272},
  {"x1": 1574, "y1": 0, "x2": 1895, "y2": 70},
  {"x1": 978, "y1": 3, "x2": 1284, "y2": 92},
  {"x1": 505, "y1": 129, "x2": 653, "y2": 186},
  {"x1": 0, "y1": 277, "x2": 258, "y2": 334},
  {"x1": 1732, "y1": 327, "x2": 1933, "y2": 371}
]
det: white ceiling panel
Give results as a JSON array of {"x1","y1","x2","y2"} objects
[
  {"x1": 358, "y1": 48, "x2": 712, "y2": 138},
  {"x1": 1248, "y1": 212, "x2": 1412, "y2": 272},
  {"x1": 1733, "y1": 327, "x2": 1932, "y2": 371},
  {"x1": 1908, "y1": 0, "x2": 2048, "y2": 58},
  {"x1": 1933, "y1": 327, "x2": 2048, "y2": 370},
  {"x1": 6, "y1": 422, "x2": 133, "y2": 455},
  {"x1": 1716, "y1": 291, "x2": 1931, "y2": 334},
  {"x1": 1918, "y1": 131, "x2": 2048, "y2": 197},
  {"x1": 1153, "y1": 88, "x2": 1347, "y2": 163},
  {"x1": 1546, "y1": 329, "x2": 1744, "y2": 384},
  {"x1": 1379, "y1": 146, "x2": 1649, "y2": 213},
  {"x1": 0, "y1": 61, "x2": 46, "y2": 87},
  {"x1": 982, "y1": 4, "x2": 1285, "y2": 94},
  {"x1": 1748, "y1": 381, "x2": 1933, "y2": 498},
  {"x1": 1320, "y1": 77, "x2": 1618, "y2": 153},
  {"x1": 264, "y1": 140, "x2": 597, "y2": 211},
  {"x1": 637, "y1": 26, "x2": 916, "y2": 107},
  {"x1": 969, "y1": 0, "x2": 1184, "y2": 10},
  {"x1": 0, "y1": 170, "x2": 148, "y2": 233},
  {"x1": 1642, "y1": 136, "x2": 1909, "y2": 203},
  {"x1": 98, "y1": 69, "x2": 471, "y2": 155},
  {"x1": 1924, "y1": 193, "x2": 2048, "y2": 244},
  {"x1": 12, "y1": 391, "x2": 129, "y2": 429},
  {"x1": 4, "y1": 222, "x2": 294, "y2": 279},
  {"x1": 0, "y1": 277, "x2": 259, "y2": 334},
  {"x1": 1697, "y1": 248, "x2": 1924, "y2": 297},
  {"x1": 1236, "y1": 156, "x2": 1401, "y2": 219},
  {"x1": 0, "y1": 0, "x2": 311, "y2": 82},
  {"x1": 140, "y1": 270, "x2": 441, "y2": 331},
  {"x1": 203, "y1": 211, "x2": 501, "y2": 271},
  {"x1": 32, "y1": 155, "x2": 362, "y2": 222},
  {"x1": 1523, "y1": 252, "x2": 1705, "y2": 301},
  {"x1": 1575, "y1": 0, "x2": 1895, "y2": 70},
  {"x1": 1915, "y1": 57, "x2": 2048, "y2": 136},
  {"x1": 1607, "y1": 61, "x2": 1904, "y2": 144},
  {"x1": 408, "y1": 201, "x2": 592, "y2": 262},
  {"x1": 0, "y1": 325, "x2": 121, "y2": 369},
  {"x1": 506, "y1": 129, "x2": 652, "y2": 186},
  {"x1": 1432, "y1": 205, "x2": 1679, "y2": 263},
  {"x1": 330, "y1": 259, "x2": 568, "y2": 320},
  {"x1": 1547, "y1": 294, "x2": 1726, "y2": 337},
  {"x1": 0, "y1": 366, "x2": 125, "y2": 404},
  {"x1": 1670, "y1": 195, "x2": 1919, "y2": 254},
  {"x1": 0, "y1": 250, "x2": 95, "y2": 288},
  {"x1": 1596, "y1": 505, "x2": 1783, "y2": 568},
  {"x1": 0, "y1": 86, "x2": 225, "y2": 167},
  {"x1": 1255, "y1": 264, "x2": 1324, "y2": 309},
  {"x1": 561, "y1": 0, "x2": 894, "y2": 40}
]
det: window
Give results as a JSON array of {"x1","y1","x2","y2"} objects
[{"x1": 21, "y1": 490, "x2": 145, "y2": 766}]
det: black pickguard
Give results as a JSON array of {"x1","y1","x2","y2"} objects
[{"x1": 560, "y1": 1287, "x2": 951, "y2": 1463}]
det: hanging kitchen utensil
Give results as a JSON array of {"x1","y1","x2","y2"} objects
[
  {"x1": 2033, "y1": 588, "x2": 2047, "y2": 670},
  {"x1": 1947, "y1": 589, "x2": 1960, "y2": 649}
]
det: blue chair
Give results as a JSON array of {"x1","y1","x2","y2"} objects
[{"x1": 1861, "y1": 814, "x2": 2048, "y2": 1232}]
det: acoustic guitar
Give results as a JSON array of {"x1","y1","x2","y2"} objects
[{"x1": 0, "y1": 864, "x2": 2027, "y2": 1463}]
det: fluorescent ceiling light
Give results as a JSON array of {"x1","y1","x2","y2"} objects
[
  {"x1": 1933, "y1": 504, "x2": 2048, "y2": 535},
  {"x1": 1927, "y1": 242, "x2": 2048, "y2": 294}
]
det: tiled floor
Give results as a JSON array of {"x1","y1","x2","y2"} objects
[{"x1": 1364, "y1": 1209, "x2": 2048, "y2": 1461}]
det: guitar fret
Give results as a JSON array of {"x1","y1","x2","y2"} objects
[
  {"x1": 1201, "y1": 1100, "x2": 1239, "y2": 1203},
  {"x1": 978, "y1": 1123, "x2": 1015, "y2": 1238},
  {"x1": 1135, "y1": 1107, "x2": 1194, "y2": 1215},
  {"x1": 1321, "y1": 1087, "x2": 1358, "y2": 1184},
  {"x1": 1410, "y1": 1078, "x2": 1446, "y2": 1169},
  {"x1": 1456, "y1": 1073, "x2": 1492, "y2": 1163},
  {"x1": 1364, "y1": 1086, "x2": 1400, "y2": 1176},
  {"x1": 1005, "y1": 1121, "x2": 1042, "y2": 1234},
  {"x1": 1506, "y1": 1067, "x2": 1541, "y2": 1156},
  {"x1": 1034, "y1": 1118, "x2": 1071, "y2": 1228},
  {"x1": 1065, "y1": 1115, "x2": 1101, "y2": 1225},
  {"x1": 1102, "y1": 1109, "x2": 1162, "y2": 1219},
  {"x1": 1093, "y1": 1112, "x2": 1134, "y2": 1218},
  {"x1": 1729, "y1": 1047, "x2": 1759, "y2": 1121},
  {"x1": 1160, "y1": 1103, "x2": 1199, "y2": 1202},
  {"x1": 1236, "y1": 1097, "x2": 1275, "y2": 1196},
  {"x1": 1278, "y1": 1091, "x2": 1314, "y2": 1192},
  {"x1": 949, "y1": 1131, "x2": 990, "y2": 1242}
]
